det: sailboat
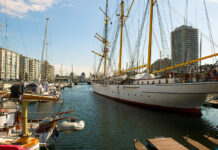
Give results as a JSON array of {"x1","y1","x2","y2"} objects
[
  {"x1": 91, "y1": 0, "x2": 218, "y2": 114},
  {"x1": 37, "y1": 18, "x2": 61, "y2": 99}
]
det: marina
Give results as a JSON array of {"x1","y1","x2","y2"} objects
[
  {"x1": 0, "y1": 0, "x2": 217, "y2": 149},
  {"x1": 27, "y1": 85, "x2": 217, "y2": 149}
]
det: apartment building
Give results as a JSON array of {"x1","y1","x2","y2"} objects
[
  {"x1": 19, "y1": 55, "x2": 29, "y2": 81},
  {"x1": 171, "y1": 25, "x2": 199, "y2": 73},
  {"x1": 0, "y1": 48, "x2": 19, "y2": 80}
]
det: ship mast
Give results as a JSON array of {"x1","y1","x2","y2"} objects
[
  {"x1": 118, "y1": 1, "x2": 124, "y2": 75},
  {"x1": 39, "y1": 18, "x2": 49, "y2": 82},
  {"x1": 103, "y1": 0, "x2": 109, "y2": 76},
  {"x1": 147, "y1": 0, "x2": 156, "y2": 73}
]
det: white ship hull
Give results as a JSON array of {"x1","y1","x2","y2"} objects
[{"x1": 92, "y1": 82, "x2": 218, "y2": 114}]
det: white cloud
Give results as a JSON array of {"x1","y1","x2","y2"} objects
[{"x1": 0, "y1": 0, "x2": 58, "y2": 18}]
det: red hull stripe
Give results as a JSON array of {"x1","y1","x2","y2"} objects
[{"x1": 93, "y1": 91, "x2": 201, "y2": 115}]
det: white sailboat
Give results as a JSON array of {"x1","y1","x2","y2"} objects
[{"x1": 91, "y1": 0, "x2": 218, "y2": 114}]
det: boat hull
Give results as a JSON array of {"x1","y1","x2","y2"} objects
[{"x1": 92, "y1": 82, "x2": 218, "y2": 114}]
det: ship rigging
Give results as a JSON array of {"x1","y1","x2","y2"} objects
[{"x1": 91, "y1": 0, "x2": 218, "y2": 114}]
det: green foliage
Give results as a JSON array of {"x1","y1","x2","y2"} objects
[{"x1": 25, "y1": 72, "x2": 28, "y2": 81}]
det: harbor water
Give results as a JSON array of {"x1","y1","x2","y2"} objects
[{"x1": 29, "y1": 85, "x2": 218, "y2": 149}]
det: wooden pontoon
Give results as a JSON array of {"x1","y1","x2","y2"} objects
[
  {"x1": 204, "y1": 135, "x2": 218, "y2": 145},
  {"x1": 134, "y1": 139, "x2": 148, "y2": 150},
  {"x1": 147, "y1": 137, "x2": 188, "y2": 150},
  {"x1": 183, "y1": 136, "x2": 210, "y2": 150}
]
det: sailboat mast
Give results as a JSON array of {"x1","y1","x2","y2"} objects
[
  {"x1": 118, "y1": 1, "x2": 124, "y2": 75},
  {"x1": 39, "y1": 18, "x2": 49, "y2": 82},
  {"x1": 147, "y1": 0, "x2": 156, "y2": 73},
  {"x1": 104, "y1": 0, "x2": 109, "y2": 76}
]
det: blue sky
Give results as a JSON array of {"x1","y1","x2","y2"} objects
[{"x1": 0, "y1": 0, "x2": 218, "y2": 76}]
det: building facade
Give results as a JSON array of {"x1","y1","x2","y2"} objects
[
  {"x1": 41, "y1": 61, "x2": 55, "y2": 82},
  {"x1": 0, "y1": 48, "x2": 20, "y2": 80},
  {"x1": 34, "y1": 59, "x2": 41, "y2": 81},
  {"x1": 171, "y1": 25, "x2": 199, "y2": 73},
  {"x1": 0, "y1": 48, "x2": 54, "y2": 82},
  {"x1": 29, "y1": 58, "x2": 41, "y2": 82},
  {"x1": 19, "y1": 55, "x2": 29, "y2": 81}
]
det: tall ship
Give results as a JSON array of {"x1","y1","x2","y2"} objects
[{"x1": 91, "y1": 0, "x2": 218, "y2": 114}]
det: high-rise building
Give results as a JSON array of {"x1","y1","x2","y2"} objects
[
  {"x1": 19, "y1": 55, "x2": 29, "y2": 81},
  {"x1": 29, "y1": 58, "x2": 41, "y2": 82},
  {"x1": 0, "y1": 48, "x2": 20, "y2": 80},
  {"x1": 171, "y1": 25, "x2": 199, "y2": 73},
  {"x1": 41, "y1": 61, "x2": 55, "y2": 82},
  {"x1": 34, "y1": 59, "x2": 41, "y2": 81},
  {"x1": 29, "y1": 58, "x2": 35, "y2": 81}
]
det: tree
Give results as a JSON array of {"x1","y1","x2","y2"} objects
[{"x1": 25, "y1": 72, "x2": 28, "y2": 81}]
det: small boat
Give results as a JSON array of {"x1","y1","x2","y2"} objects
[{"x1": 57, "y1": 119, "x2": 85, "y2": 131}]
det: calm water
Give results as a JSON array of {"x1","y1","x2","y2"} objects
[{"x1": 29, "y1": 85, "x2": 218, "y2": 150}]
